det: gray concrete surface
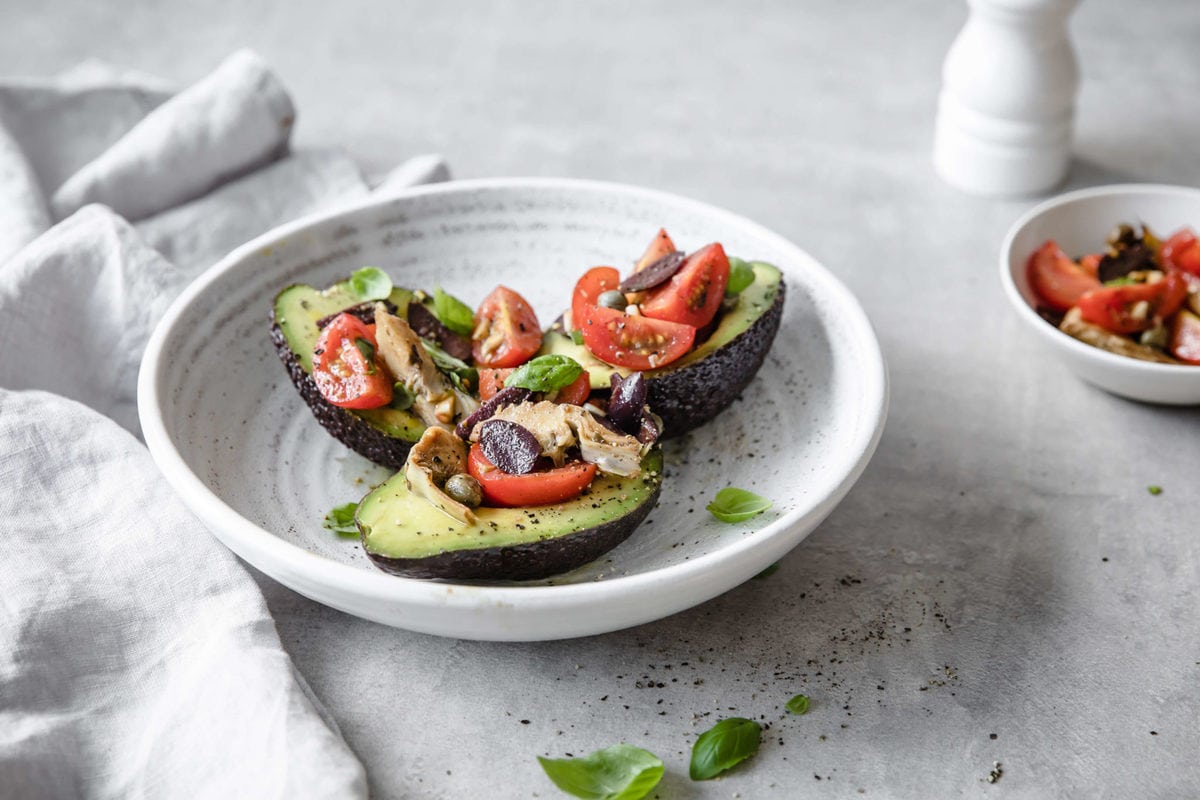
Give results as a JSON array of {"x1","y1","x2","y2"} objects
[{"x1": 5, "y1": 1, "x2": 1198, "y2": 797}]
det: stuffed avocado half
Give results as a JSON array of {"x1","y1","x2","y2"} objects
[
  {"x1": 357, "y1": 448, "x2": 663, "y2": 580},
  {"x1": 272, "y1": 279, "x2": 426, "y2": 469},
  {"x1": 541, "y1": 261, "x2": 785, "y2": 438}
]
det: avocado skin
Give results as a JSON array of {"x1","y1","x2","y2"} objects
[
  {"x1": 362, "y1": 479, "x2": 660, "y2": 580},
  {"x1": 650, "y1": 278, "x2": 785, "y2": 438},
  {"x1": 269, "y1": 315, "x2": 413, "y2": 471}
]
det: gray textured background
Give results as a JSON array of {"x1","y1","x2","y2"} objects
[{"x1": 5, "y1": 1, "x2": 1199, "y2": 797}]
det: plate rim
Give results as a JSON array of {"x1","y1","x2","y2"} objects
[{"x1": 137, "y1": 176, "x2": 888, "y2": 623}]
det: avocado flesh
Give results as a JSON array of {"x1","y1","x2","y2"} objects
[
  {"x1": 271, "y1": 281, "x2": 425, "y2": 465},
  {"x1": 357, "y1": 449, "x2": 664, "y2": 580},
  {"x1": 539, "y1": 262, "x2": 785, "y2": 436}
]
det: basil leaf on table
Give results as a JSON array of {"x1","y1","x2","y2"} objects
[
  {"x1": 433, "y1": 286, "x2": 476, "y2": 336},
  {"x1": 323, "y1": 502, "x2": 359, "y2": 538},
  {"x1": 786, "y1": 693, "x2": 810, "y2": 715},
  {"x1": 348, "y1": 266, "x2": 392, "y2": 301},
  {"x1": 706, "y1": 487, "x2": 772, "y2": 523},
  {"x1": 689, "y1": 717, "x2": 761, "y2": 780},
  {"x1": 537, "y1": 743, "x2": 664, "y2": 800},
  {"x1": 725, "y1": 257, "x2": 755, "y2": 296},
  {"x1": 505, "y1": 354, "x2": 584, "y2": 393}
]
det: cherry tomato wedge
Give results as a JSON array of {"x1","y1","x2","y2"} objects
[
  {"x1": 1079, "y1": 253, "x2": 1102, "y2": 278},
  {"x1": 312, "y1": 313, "x2": 393, "y2": 409},
  {"x1": 577, "y1": 305, "x2": 695, "y2": 370},
  {"x1": 479, "y1": 367, "x2": 590, "y2": 405},
  {"x1": 1169, "y1": 308, "x2": 1200, "y2": 364},
  {"x1": 478, "y1": 368, "x2": 513, "y2": 401},
  {"x1": 635, "y1": 228, "x2": 677, "y2": 271},
  {"x1": 640, "y1": 243, "x2": 731, "y2": 329},
  {"x1": 467, "y1": 444, "x2": 597, "y2": 507},
  {"x1": 1076, "y1": 272, "x2": 1188, "y2": 334},
  {"x1": 472, "y1": 286, "x2": 542, "y2": 368},
  {"x1": 552, "y1": 370, "x2": 591, "y2": 405},
  {"x1": 1161, "y1": 228, "x2": 1200, "y2": 277},
  {"x1": 1027, "y1": 240, "x2": 1102, "y2": 312},
  {"x1": 571, "y1": 266, "x2": 622, "y2": 333}
]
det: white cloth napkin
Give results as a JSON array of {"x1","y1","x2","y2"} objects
[{"x1": 0, "y1": 50, "x2": 449, "y2": 797}]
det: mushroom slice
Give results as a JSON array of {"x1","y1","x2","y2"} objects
[
  {"x1": 482, "y1": 401, "x2": 645, "y2": 477},
  {"x1": 403, "y1": 427, "x2": 475, "y2": 525},
  {"x1": 374, "y1": 304, "x2": 458, "y2": 429}
]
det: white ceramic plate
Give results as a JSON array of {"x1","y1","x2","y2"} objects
[
  {"x1": 1001, "y1": 183, "x2": 1200, "y2": 404},
  {"x1": 139, "y1": 178, "x2": 887, "y2": 641}
]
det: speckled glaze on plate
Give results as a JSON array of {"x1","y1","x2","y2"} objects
[{"x1": 138, "y1": 178, "x2": 887, "y2": 641}]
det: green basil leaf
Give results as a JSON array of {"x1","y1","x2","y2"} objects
[
  {"x1": 421, "y1": 340, "x2": 479, "y2": 387},
  {"x1": 390, "y1": 382, "x2": 414, "y2": 411},
  {"x1": 725, "y1": 257, "x2": 755, "y2": 296},
  {"x1": 537, "y1": 744, "x2": 663, "y2": 800},
  {"x1": 571, "y1": 329, "x2": 585, "y2": 346},
  {"x1": 786, "y1": 694, "x2": 810, "y2": 715},
  {"x1": 505, "y1": 354, "x2": 584, "y2": 393},
  {"x1": 753, "y1": 562, "x2": 780, "y2": 580},
  {"x1": 433, "y1": 286, "x2": 476, "y2": 337},
  {"x1": 689, "y1": 717, "x2": 761, "y2": 781},
  {"x1": 706, "y1": 487, "x2": 772, "y2": 523},
  {"x1": 323, "y1": 502, "x2": 359, "y2": 538},
  {"x1": 349, "y1": 266, "x2": 392, "y2": 301},
  {"x1": 1148, "y1": 485, "x2": 1163, "y2": 496}
]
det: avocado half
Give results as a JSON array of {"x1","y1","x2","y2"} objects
[
  {"x1": 270, "y1": 280, "x2": 425, "y2": 470},
  {"x1": 540, "y1": 262, "x2": 785, "y2": 438},
  {"x1": 357, "y1": 449, "x2": 663, "y2": 580}
]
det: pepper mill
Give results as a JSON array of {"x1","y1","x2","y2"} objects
[{"x1": 933, "y1": 0, "x2": 1080, "y2": 197}]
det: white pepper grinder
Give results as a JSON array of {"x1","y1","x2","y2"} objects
[{"x1": 933, "y1": 0, "x2": 1080, "y2": 197}]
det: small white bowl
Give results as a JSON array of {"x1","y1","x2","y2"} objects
[{"x1": 1000, "y1": 183, "x2": 1200, "y2": 404}]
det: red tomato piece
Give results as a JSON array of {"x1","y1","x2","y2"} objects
[
  {"x1": 1079, "y1": 253, "x2": 1102, "y2": 278},
  {"x1": 472, "y1": 286, "x2": 542, "y2": 368},
  {"x1": 1169, "y1": 309, "x2": 1200, "y2": 364},
  {"x1": 635, "y1": 228, "x2": 677, "y2": 271},
  {"x1": 1027, "y1": 240, "x2": 1102, "y2": 312},
  {"x1": 577, "y1": 305, "x2": 695, "y2": 370},
  {"x1": 466, "y1": 444, "x2": 597, "y2": 507},
  {"x1": 478, "y1": 368, "x2": 514, "y2": 401},
  {"x1": 571, "y1": 266, "x2": 622, "y2": 333},
  {"x1": 312, "y1": 313, "x2": 393, "y2": 409},
  {"x1": 1162, "y1": 228, "x2": 1200, "y2": 277},
  {"x1": 639, "y1": 243, "x2": 731, "y2": 329},
  {"x1": 552, "y1": 370, "x2": 591, "y2": 405},
  {"x1": 1076, "y1": 272, "x2": 1189, "y2": 334}
]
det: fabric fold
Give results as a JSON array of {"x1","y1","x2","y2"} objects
[{"x1": 51, "y1": 49, "x2": 295, "y2": 222}]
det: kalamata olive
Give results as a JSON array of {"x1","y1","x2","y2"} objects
[
  {"x1": 455, "y1": 386, "x2": 531, "y2": 439},
  {"x1": 479, "y1": 419, "x2": 542, "y2": 475},
  {"x1": 619, "y1": 250, "x2": 686, "y2": 293},
  {"x1": 407, "y1": 302, "x2": 473, "y2": 362},
  {"x1": 607, "y1": 372, "x2": 647, "y2": 435},
  {"x1": 637, "y1": 411, "x2": 663, "y2": 445},
  {"x1": 444, "y1": 473, "x2": 483, "y2": 507},
  {"x1": 598, "y1": 290, "x2": 627, "y2": 310}
]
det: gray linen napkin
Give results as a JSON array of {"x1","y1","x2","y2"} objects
[{"x1": 0, "y1": 50, "x2": 448, "y2": 798}]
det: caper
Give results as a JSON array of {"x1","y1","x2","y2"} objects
[
  {"x1": 444, "y1": 473, "x2": 483, "y2": 508},
  {"x1": 598, "y1": 290, "x2": 627, "y2": 310}
]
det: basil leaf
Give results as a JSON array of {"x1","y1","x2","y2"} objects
[
  {"x1": 1148, "y1": 485, "x2": 1163, "y2": 496},
  {"x1": 537, "y1": 744, "x2": 663, "y2": 800},
  {"x1": 725, "y1": 257, "x2": 755, "y2": 296},
  {"x1": 689, "y1": 717, "x2": 761, "y2": 780},
  {"x1": 505, "y1": 354, "x2": 583, "y2": 393},
  {"x1": 349, "y1": 266, "x2": 392, "y2": 301},
  {"x1": 1104, "y1": 275, "x2": 1138, "y2": 287},
  {"x1": 786, "y1": 694, "x2": 810, "y2": 715},
  {"x1": 571, "y1": 329, "x2": 585, "y2": 346},
  {"x1": 422, "y1": 340, "x2": 479, "y2": 387},
  {"x1": 707, "y1": 487, "x2": 772, "y2": 523},
  {"x1": 433, "y1": 286, "x2": 476, "y2": 337},
  {"x1": 323, "y1": 502, "x2": 359, "y2": 538},
  {"x1": 754, "y1": 562, "x2": 780, "y2": 580},
  {"x1": 391, "y1": 382, "x2": 414, "y2": 411}
]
